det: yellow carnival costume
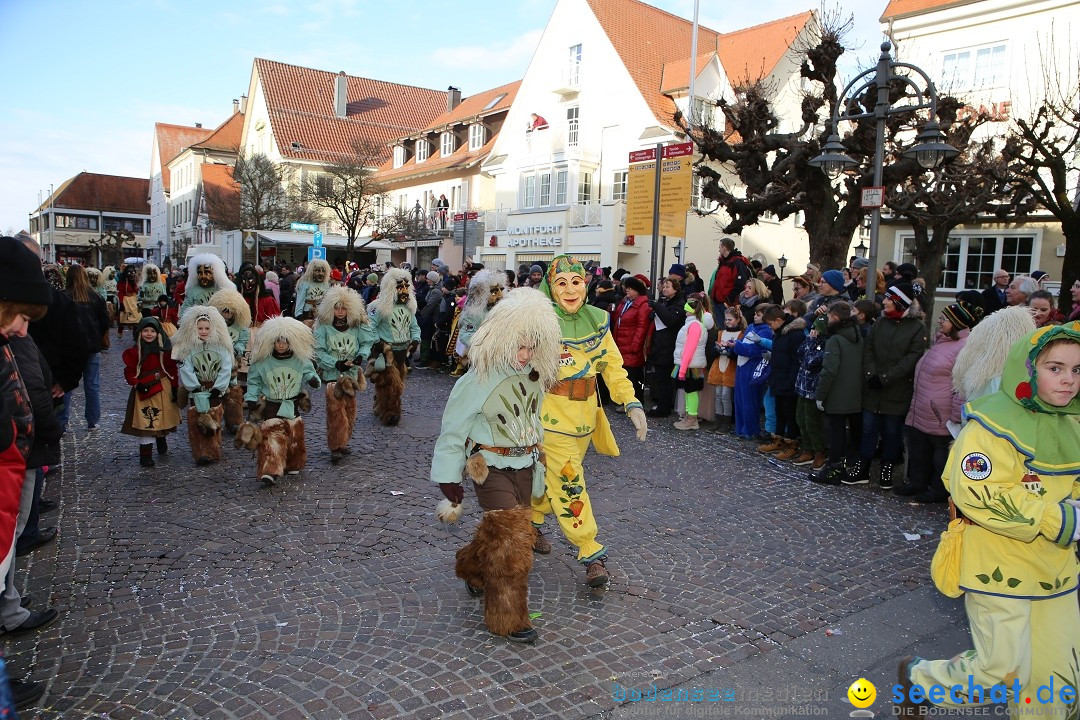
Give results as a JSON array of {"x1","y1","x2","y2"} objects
[
  {"x1": 532, "y1": 255, "x2": 648, "y2": 586},
  {"x1": 905, "y1": 322, "x2": 1080, "y2": 717}
]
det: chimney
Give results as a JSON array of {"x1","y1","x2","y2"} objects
[
  {"x1": 447, "y1": 86, "x2": 461, "y2": 113},
  {"x1": 240, "y1": 95, "x2": 248, "y2": 113},
  {"x1": 195, "y1": 123, "x2": 202, "y2": 128},
  {"x1": 233, "y1": 98, "x2": 239, "y2": 115},
  {"x1": 334, "y1": 71, "x2": 348, "y2": 118}
]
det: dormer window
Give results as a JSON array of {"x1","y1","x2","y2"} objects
[
  {"x1": 415, "y1": 139, "x2": 429, "y2": 163},
  {"x1": 468, "y1": 124, "x2": 485, "y2": 151},
  {"x1": 393, "y1": 145, "x2": 405, "y2": 168},
  {"x1": 441, "y1": 132, "x2": 455, "y2": 157}
]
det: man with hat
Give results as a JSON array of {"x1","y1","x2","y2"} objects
[
  {"x1": 527, "y1": 265, "x2": 545, "y2": 288},
  {"x1": 760, "y1": 265, "x2": 784, "y2": 305},
  {"x1": 802, "y1": 269, "x2": 846, "y2": 325},
  {"x1": 787, "y1": 273, "x2": 817, "y2": 304}
]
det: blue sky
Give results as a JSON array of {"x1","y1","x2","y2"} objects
[{"x1": 0, "y1": 0, "x2": 887, "y2": 235}]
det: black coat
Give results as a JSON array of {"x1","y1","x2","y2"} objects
[
  {"x1": 29, "y1": 286, "x2": 90, "y2": 393},
  {"x1": 72, "y1": 292, "x2": 112, "y2": 354},
  {"x1": 981, "y1": 284, "x2": 1007, "y2": 314},
  {"x1": 10, "y1": 336, "x2": 63, "y2": 469},
  {"x1": 647, "y1": 293, "x2": 685, "y2": 366},
  {"x1": 767, "y1": 316, "x2": 806, "y2": 396}
]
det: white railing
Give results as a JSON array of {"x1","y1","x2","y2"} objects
[
  {"x1": 568, "y1": 202, "x2": 601, "y2": 228},
  {"x1": 479, "y1": 207, "x2": 509, "y2": 231},
  {"x1": 567, "y1": 119, "x2": 579, "y2": 148}
]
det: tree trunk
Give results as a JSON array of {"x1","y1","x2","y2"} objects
[
  {"x1": 912, "y1": 225, "x2": 946, "y2": 331},
  {"x1": 1058, "y1": 215, "x2": 1079, "y2": 317}
]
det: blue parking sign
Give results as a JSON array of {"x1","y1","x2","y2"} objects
[
  {"x1": 313, "y1": 230, "x2": 323, "y2": 248},
  {"x1": 308, "y1": 246, "x2": 325, "y2": 261}
]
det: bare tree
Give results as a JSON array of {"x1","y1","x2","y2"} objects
[
  {"x1": 203, "y1": 171, "x2": 242, "y2": 231},
  {"x1": 299, "y1": 139, "x2": 388, "y2": 262},
  {"x1": 1001, "y1": 37, "x2": 1080, "y2": 314},
  {"x1": 90, "y1": 229, "x2": 139, "y2": 268},
  {"x1": 683, "y1": 13, "x2": 964, "y2": 271},
  {"x1": 231, "y1": 152, "x2": 316, "y2": 230}
]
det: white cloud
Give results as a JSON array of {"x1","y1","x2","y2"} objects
[{"x1": 429, "y1": 29, "x2": 544, "y2": 77}]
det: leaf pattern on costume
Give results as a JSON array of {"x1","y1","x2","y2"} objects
[
  {"x1": 974, "y1": 566, "x2": 1022, "y2": 589},
  {"x1": 484, "y1": 377, "x2": 542, "y2": 447},
  {"x1": 192, "y1": 350, "x2": 222, "y2": 383},
  {"x1": 265, "y1": 366, "x2": 301, "y2": 399},
  {"x1": 329, "y1": 332, "x2": 358, "y2": 361},
  {"x1": 389, "y1": 306, "x2": 413, "y2": 343},
  {"x1": 557, "y1": 461, "x2": 585, "y2": 519},
  {"x1": 965, "y1": 485, "x2": 1035, "y2": 525},
  {"x1": 1050, "y1": 649, "x2": 1079, "y2": 720}
]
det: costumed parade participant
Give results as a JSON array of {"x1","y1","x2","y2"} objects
[
  {"x1": 431, "y1": 288, "x2": 560, "y2": 644},
  {"x1": 314, "y1": 286, "x2": 374, "y2": 464},
  {"x1": 138, "y1": 263, "x2": 167, "y2": 317},
  {"x1": 293, "y1": 259, "x2": 332, "y2": 324},
  {"x1": 116, "y1": 264, "x2": 141, "y2": 338},
  {"x1": 898, "y1": 322, "x2": 1080, "y2": 717},
  {"x1": 98, "y1": 266, "x2": 118, "y2": 327},
  {"x1": 236, "y1": 262, "x2": 280, "y2": 326},
  {"x1": 121, "y1": 317, "x2": 180, "y2": 467},
  {"x1": 533, "y1": 255, "x2": 648, "y2": 587},
  {"x1": 172, "y1": 306, "x2": 233, "y2": 465},
  {"x1": 208, "y1": 289, "x2": 252, "y2": 433},
  {"x1": 367, "y1": 268, "x2": 420, "y2": 426},
  {"x1": 452, "y1": 269, "x2": 505, "y2": 368},
  {"x1": 237, "y1": 316, "x2": 320, "y2": 485},
  {"x1": 180, "y1": 253, "x2": 232, "y2": 317}
]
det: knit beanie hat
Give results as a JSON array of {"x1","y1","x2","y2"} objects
[
  {"x1": 942, "y1": 300, "x2": 984, "y2": 330},
  {"x1": 622, "y1": 276, "x2": 647, "y2": 295},
  {"x1": 885, "y1": 283, "x2": 916, "y2": 311},
  {"x1": 762, "y1": 264, "x2": 777, "y2": 278},
  {"x1": 895, "y1": 263, "x2": 918, "y2": 281},
  {"x1": 612, "y1": 268, "x2": 629, "y2": 281},
  {"x1": 668, "y1": 263, "x2": 686, "y2": 278},
  {"x1": 0, "y1": 236, "x2": 52, "y2": 306},
  {"x1": 821, "y1": 269, "x2": 846, "y2": 292},
  {"x1": 529, "y1": 264, "x2": 543, "y2": 274},
  {"x1": 366, "y1": 273, "x2": 379, "y2": 283},
  {"x1": 852, "y1": 257, "x2": 869, "y2": 270},
  {"x1": 633, "y1": 273, "x2": 651, "y2": 289},
  {"x1": 426, "y1": 271, "x2": 441, "y2": 283}
]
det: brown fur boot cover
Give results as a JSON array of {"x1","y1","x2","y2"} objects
[
  {"x1": 188, "y1": 406, "x2": 223, "y2": 463},
  {"x1": 284, "y1": 417, "x2": 307, "y2": 473},
  {"x1": 371, "y1": 346, "x2": 405, "y2": 426},
  {"x1": 255, "y1": 418, "x2": 290, "y2": 479},
  {"x1": 326, "y1": 384, "x2": 356, "y2": 452},
  {"x1": 224, "y1": 385, "x2": 244, "y2": 432},
  {"x1": 473, "y1": 506, "x2": 535, "y2": 636},
  {"x1": 234, "y1": 422, "x2": 262, "y2": 451}
]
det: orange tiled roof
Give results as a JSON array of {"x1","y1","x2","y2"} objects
[
  {"x1": 416, "y1": 81, "x2": 521, "y2": 135},
  {"x1": 192, "y1": 112, "x2": 244, "y2": 153},
  {"x1": 375, "y1": 135, "x2": 498, "y2": 185},
  {"x1": 155, "y1": 123, "x2": 214, "y2": 192},
  {"x1": 38, "y1": 172, "x2": 149, "y2": 214},
  {"x1": 881, "y1": 0, "x2": 970, "y2": 21},
  {"x1": 201, "y1": 163, "x2": 237, "y2": 193},
  {"x1": 587, "y1": 0, "x2": 812, "y2": 126},
  {"x1": 255, "y1": 58, "x2": 449, "y2": 165},
  {"x1": 660, "y1": 52, "x2": 718, "y2": 94}
]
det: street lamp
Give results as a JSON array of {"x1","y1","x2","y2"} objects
[
  {"x1": 778, "y1": 254, "x2": 787, "y2": 280},
  {"x1": 854, "y1": 240, "x2": 868, "y2": 259},
  {"x1": 809, "y1": 41, "x2": 958, "y2": 279}
]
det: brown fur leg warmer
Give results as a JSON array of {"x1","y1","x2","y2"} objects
[
  {"x1": 371, "y1": 346, "x2": 405, "y2": 426},
  {"x1": 326, "y1": 383, "x2": 357, "y2": 451},
  {"x1": 284, "y1": 417, "x2": 307, "y2": 472},
  {"x1": 255, "y1": 419, "x2": 289, "y2": 479},
  {"x1": 455, "y1": 540, "x2": 485, "y2": 592},
  {"x1": 224, "y1": 385, "x2": 244, "y2": 431},
  {"x1": 475, "y1": 506, "x2": 534, "y2": 636},
  {"x1": 188, "y1": 406, "x2": 223, "y2": 463}
]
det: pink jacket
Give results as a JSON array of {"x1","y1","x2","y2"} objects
[{"x1": 904, "y1": 328, "x2": 969, "y2": 436}]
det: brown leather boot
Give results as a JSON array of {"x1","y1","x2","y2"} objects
[
  {"x1": 774, "y1": 440, "x2": 799, "y2": 461},
  {"x1": 756, "y1": 434, "x2": 783, "y2": 453},
  {"x1": 791, "y1": 450, "x2": 815, "y2": 466}
]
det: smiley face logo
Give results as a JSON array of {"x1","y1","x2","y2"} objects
[{"x1": 847, "y1": 678, "x2": 876, "y2": 709}]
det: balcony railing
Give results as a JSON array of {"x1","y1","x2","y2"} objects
[{"x1": 568, "y1": 202, "x2": 601, "y2": 228}]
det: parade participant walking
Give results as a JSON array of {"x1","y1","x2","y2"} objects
[
  {"x1": 121, "y1": 317, "x2": 180, "y2": 468},
  {"x1": 138, "y1": 264, "x2": 166, "y2": 317},
  {"x1": 293, "y1": 259, "x2": 332, "y2": 324},
  {"x1": 367, "y1": 268, "x2": 420, "y2": 426},
  {"x1": 116, "y1": 265, "x2": 141, "y2": 338},
  {"x1": 314, "y1": 286, "x2": 374, "y2": 464},
  {"x1": 179, "y1": 254, "x2": 232, "y2": 317},
  {"x1": 236, "y1": 262, "x2": 280, "y2": 326},
  {"x1": 452, "y1": 269, "x2": 505, "y2": 365},
  {"x1": 172, "y1": 306, "x2": 233, "y2": 466},
  {"x1": 208, "y1": 289, "x2": 251, "y2": 433},
  {"x1": 898, "y1": 322, "x2": 1080, "y2": 717},
  {"x1": 532, "y1": 255, "x2": 648, "y2": 587},
  {"x1": 239, "y1": 316, "x2": 320, "y2": 485},
  {"x1": 431, "y1": 288, "x2": 560, "y2": 644}
]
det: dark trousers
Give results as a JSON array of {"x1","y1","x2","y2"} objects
[
  {"x1": 625, "y1": 366, "x2": 645, "y2": 405},
  {"x1": 860, "y1": 411, "x2": 905, "y2": 462},
  {"x1": 904, "y1": 425, "x2": 951, "y2": 494},
  {"x1": 16, "y1": 468, "x2": 45, "y2": 552},
  {"x1": 774, "y1": 393, "x2": 798, "y2": 439},
  {"x1": 826, "y1": 412, "x2": 863, "y2": 464},
  {"x1": 648, "y1": 362, "x2": 675, "y2": 413}
]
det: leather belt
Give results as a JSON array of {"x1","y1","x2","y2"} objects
[
  {"x1": 548, "y1": 376, "x2": 596, "y2": 401},
  {"x1": 470, "y1": 442, "x2": 540, "y2": 458}
]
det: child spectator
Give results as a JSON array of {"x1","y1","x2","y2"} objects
[
  {"x1": 810, "y1": 302, "x2": 863, "y2": 484},
  {"x1": 792, "y1": 316, "x2": 829, "y2": 470},
  {"x1": 672, "y1": 298, "x2": 712, "y2": 430},
  {"x1": 760, "y1": 300, "x2": 807, "y2": 458},
  {"x1": 854, "y1": 299, "x2": 878, "y2": 337},
  {"x1": 732, "y1": 305, "x2": 774, "y2": 440},
  {"x1": 707, "y1": 306, "x2": 745, "y2": 433}
]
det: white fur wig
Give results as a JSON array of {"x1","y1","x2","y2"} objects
[
  {"x1": 87, "y1": 267, "x2": 102, "y2": 287},
  {"x1": 300, "y1": 259, "x2": 332, "y2": 285},
  {"x1": 208, "y1": 288, "x2": 252, "y2": 329},
  {"x1": 314, "y1": 285, "x2": 368, "y2": 328},
  {"x1": 468, "y1": 287, "x2": 561, "y2": 389},
  {"x1": 171, "y1": 305, "x2": 233, "y2": 359},
  {"x1": 250, "y1": 315, "x2": 315, "y2": 365},
  {"x1": 141, "y1": 262, "x2": 163, "y2": 286},
  {"x1": 101, "y1": 265, "x2": 117, "y2": 292},
  {"x1": 463, "y1": 269, "x2": 504, "y2": 316},
  {"x1": 371, "y1": 267, "x2": 416, "y2": 320},
  {"x1": 953, "y1": 305, "x2": 1036, "y2": 401},
  {"x1": 186, "y1": 253, "x2": 232, "y2": 290}
]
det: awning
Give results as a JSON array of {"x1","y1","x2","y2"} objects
[
  {"x1": 254, "y1": 230, "x2": 396, "y2": 251},
  {"x1": 388, "y1": 237, "x2": 443, "y2": 248}
]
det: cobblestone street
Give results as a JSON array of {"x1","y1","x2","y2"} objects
[{"x1": 11, "y1": 342, "x2": 962, "y2": 719}]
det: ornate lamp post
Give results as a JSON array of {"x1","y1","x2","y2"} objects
[
  {"x1": 778, "y1": 254, "x2": 787, "y2": 280},
  {"x1": 809, "y1": 42, "x2": 958, "y2": 278}
]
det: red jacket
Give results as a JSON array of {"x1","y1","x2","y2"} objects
[
  {"x1": 246, "y1": 292, "x2": 280, "y2": 325},
  {"x1": 612, "y1": 295, "x2": 652, "y2": 368},
  {"x1": 122, "y1": 345, "x2": 178, "y2": 398},
  {"x1": 708, "y1": 251, "x2": 752, "y2": 308}
]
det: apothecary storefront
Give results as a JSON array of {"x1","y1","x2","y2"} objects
[{"x1": 478, "y1": 207, "x2": 626, "y2": 273}]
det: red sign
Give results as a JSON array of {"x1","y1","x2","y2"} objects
[
  {"x1": 628, "y1": 141, "x2": 694, "y2": 164},
  {"x1": 629, "y1": 148, "x2": 656, "y2": 163},
  {"x1": 260, "y1": 247, "x2": 277, "y2": 256},
  {"x1": 453, "y1": 212, "x2": 479, "y2": 221}
]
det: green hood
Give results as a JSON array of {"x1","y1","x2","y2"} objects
[
  {"x1": 538, "y1": 254, "x2": 608, "y2": 339},
  {"x1": 965, "y1": 321, "x2": 1080, "y2": 474}
]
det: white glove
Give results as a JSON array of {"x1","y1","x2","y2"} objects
[
  {"x1": 744, "y1": 331, "x2": 760, "y2": 343},
  {"x1": 1066, "y1": 499, "x2": 1080, "y2": 542},
  {"x1": 627, "y1": 407, "x2": 648, "y2": 442},
  {"x1": 816, "y1": 400, "x2": 825, "y2": 412}
]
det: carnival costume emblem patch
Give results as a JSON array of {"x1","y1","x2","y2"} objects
[{"x1": 961, "y1": 452, "x2": 992, "y2": 481}]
